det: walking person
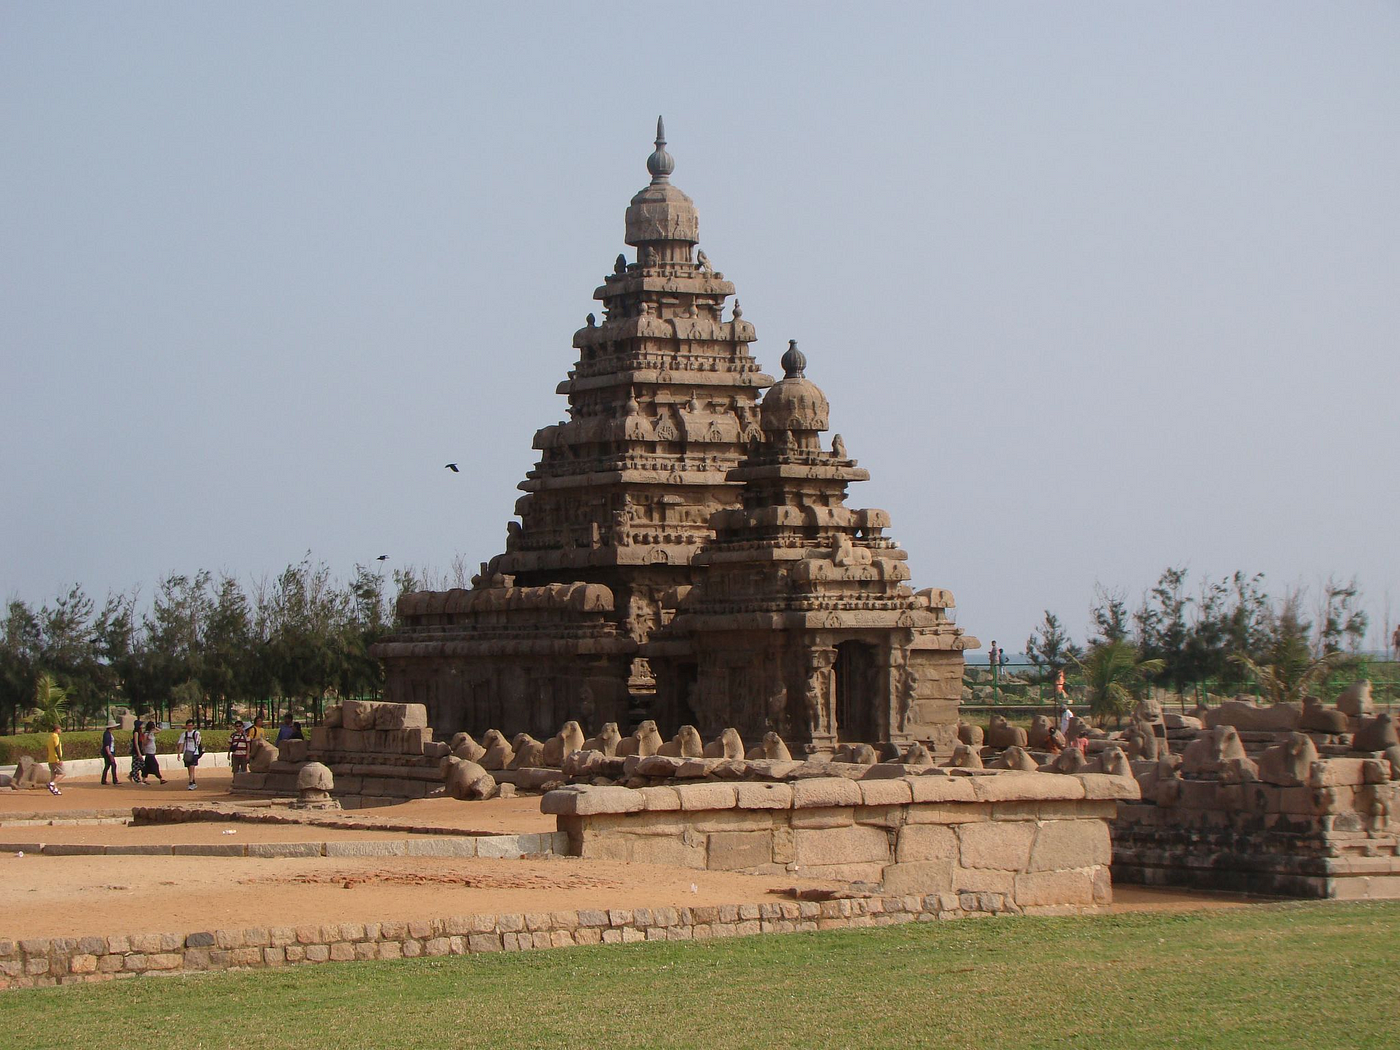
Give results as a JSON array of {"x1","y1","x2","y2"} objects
[
  {"x1": 141, "y1": 720, "x2": 166, "y2": 785},
  {"x1": 45, "y1": 723, "x2": 65, "y2": 796},
  {"x1": 228, "y1": 721, "x2": 250, "y2": 774},
  {"x1": 129, "y1": 720, "x2": 144, "y2": 783},
  {"x1": 100, "y1": 720, "x2": 120, "y2": 785},
  {"x1": 176, "y1": 719, "x2": 202, "y2": 791}
]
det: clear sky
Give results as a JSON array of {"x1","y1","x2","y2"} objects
[{"x1": 2, "y1": 2, "x2": 1397, "y2": 651}]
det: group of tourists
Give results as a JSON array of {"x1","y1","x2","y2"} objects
[{"x1": 38, "y1": 710, "x2": 307, "y2": 796}]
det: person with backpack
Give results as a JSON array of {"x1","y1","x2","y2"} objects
[{"x1": 176, "y1": 719, "x2": 202, "y2": 791}]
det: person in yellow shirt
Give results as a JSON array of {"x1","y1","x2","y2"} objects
[
  {"x1": 247, "y1": 715, "x2": 266, "y2": 744},
  {"x1": 46, "y1": 724, "x2": 65, "y2": 796}
]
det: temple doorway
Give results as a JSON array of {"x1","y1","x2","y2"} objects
[{"x1": 834, "y1": 641, "x2": 879, "y2": 744}]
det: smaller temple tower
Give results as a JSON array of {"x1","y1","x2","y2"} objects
[{"x1": 646, "y1": 342, "x2": 974, "y2": 754}]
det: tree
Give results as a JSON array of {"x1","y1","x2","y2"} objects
[
  {"x1": 1025, "y1": 611, "x2": 1080, "y2": 681},
  {"x1": 0, "y1": 600, "x2": 42, "y2": 733},
  {"x1": 145, "y1": 571, "x2": 214, "y2": 722},
  {"x1": 1228, "y1": 650, "x2": 1347, "y2": 706},
  {"x1": 1089, "y1": 585, "x2": 1130, "y2": 646},
  {"x1": 204, "y1": 576, "x2": 253, "y2": 724},
  {"x1": 1135, "y1": 567, "x2": 1192, "y2": 693},
  {"x1": 1317, "y1": 577, "x2": 1367, "y2": 656},
  {"x1": 29, "y1": 673, "x2": 69, "y2": 731},
  {"x1": 1074, "y1": 642, "x2": 1164, "y2": 726}
]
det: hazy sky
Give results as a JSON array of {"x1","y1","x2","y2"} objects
[{"x1": 3, "y1": 3, "x2": 1397, "y2": 651}]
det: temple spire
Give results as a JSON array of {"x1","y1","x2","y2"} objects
[{"x1": 647, "y1": 115, "x2": 675, "y2": 183}]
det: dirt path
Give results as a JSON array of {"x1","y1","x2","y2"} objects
[
  {"x1": 1, "y1": 769, "x2": 555, "y2": 834},
  {"x1": 1107, "y1": 885, "x2": 1269, "y2": 912},
  {"x1": 0, "y1": 852, "x2": 839, "y2": 939}
]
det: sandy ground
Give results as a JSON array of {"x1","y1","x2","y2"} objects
[
  {"x1": 1, "y1": 768, "x2": 555, "y2": 835},
  {"x1": 0, "y1": 852, "x2": 841, "y2": 939},
  {"x1": 0, "y1": 821, "x2": 443, "y2": 845},
  {"x1": 2, "y1": 769, "x2": 1273, "y2": 943},
  {"x1": 1107, "y1": 885, "x2": 1266, "y2": 912}
]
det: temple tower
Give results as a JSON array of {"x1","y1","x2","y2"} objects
[
  {"x1": 376, "y1": 121, "x2": 775, "y2": 732},
  {"x1": 646, "y1": 344, "x2": 974, "y2": 754}
]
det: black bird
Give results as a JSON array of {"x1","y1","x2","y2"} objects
[
  {"x1": 376, "y1": 555, "x2": 388, "y2": 562},
  {"x1": 445, "y1": 463, "x2": 459, "y2": 472}
]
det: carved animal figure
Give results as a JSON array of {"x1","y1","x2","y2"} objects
[
  {"x1": 582, "y1": 722, "x2": 622, "y2": 757},
  {"x1": 1134, "y1": 696, "x2": 1164, "y2": 724},
  {"x1": 617, "y1": 720, "x2": 663, "y2": 758},
  {"x1": 1257, "y1": 732, "x2": 1318, "y2": 786},
  {"x1": 986, "y1": 714, "x2": 1028, "y2": 749},
  {"x1": 946, "y1": 743, "x2": 983, "y2": 769},
  {"x1": 957, "y1": 722, "x2": 984, "y2": 748},
  {"x1": 1027, "y1": 715, "x2": 1053, "y2": 750},
  {"x1": 10, "y1": 754, "x2": 52, "y2": 788},
  {"x1": 247, "y1": 736, "x2": 278, "y2": 773},
  {"x1": 1122, "y1": 720, "x2": 1160, "y2": 762},
  {"x1": 1203, "y1": 699, "x2": 1301, "y2": 733},
  {"x1": 658, "y1": 725, "x2": 704, "y2": 758},
  {"x1": 1180, "y1": 725, "x2": 1248, "y2": 776},
  {"x1": 1336, "y1": 680, "x2": 1374, "y2": 718},
  {"x1": 1354, "y1": 712, "x2": 1399, "y2": 752},
  {"x1": 450, "y1": 732, "x2": 486, "y2": 763},
  {"x1": 509, "y1": 734, "x2": 545, "y2": 770},
  {"x1": 479, "y1": 730, "x2": 515, "y2": 771},
  {"x1": 1050, "y1": 747, "x2": 1089, "y2": 774},
  {"x1": 990, "y1": 745, "x2": 1038, "y2": 772},
  {"x1": 1384, "y1": 745, "x2": 1400, "y2": 781},
  {"x1": 1093, "y1": 746, "x2": 1132, "y2": 778},
  {"x1": 743, "y1": 731, "x2": 791, "y2": 762},
  {"x1": 1299, "y1": 696, "x2": 1349, "y2": 734},
  {"x1": 541, "y1": 721, "x2": 585, "y2": 767},
  {"x1": 834, "y1": 743, "x2": 877, "y2": 765},
  {"x1": 902, "y1": 742, "x2": 934, "y2": 767},
  {"x1": 703, "y1": 728, "x2": 745, "y2": 760},
  {"x1": 445, "y1": 758, "x2": 498, "y2": 801}
]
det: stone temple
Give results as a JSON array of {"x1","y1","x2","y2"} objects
[{"x1": 373, "y1": 120, "x2": 977, "y2": 755}]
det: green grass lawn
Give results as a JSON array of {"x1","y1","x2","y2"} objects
[{"x1": 3, "y1": 902, "x2": 1396, "y2": 1049}]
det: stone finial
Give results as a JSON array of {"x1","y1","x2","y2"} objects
[
  {"x1": 647, "y1": 116, "x2": 675, "y2": 183},
  {"x1": 732, "y1": 300, "x2": 743, "y2": 320},
  {"x1": 781, "y1": 339, "x2": 806, "y2": 378}
]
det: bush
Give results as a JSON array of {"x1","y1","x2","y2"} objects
[{"x1": 0, "y1": 729, "x2": 234, "y2": 765}]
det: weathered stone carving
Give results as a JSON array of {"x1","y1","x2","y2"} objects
[{"x1": 371, "y1": 122, "x2": 975, "y2": 755}]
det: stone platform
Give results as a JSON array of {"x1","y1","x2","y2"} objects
[{"x1": 544, "y1": 769, "x2": 1137, "y2": 913}]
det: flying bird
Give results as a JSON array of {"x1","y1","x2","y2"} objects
[
  {"x1": 445, "y1": 463, "x2": 459, "y2": 472},
  {"x1": 376, "y1": 555, "x2": 388, "y2": 562}
]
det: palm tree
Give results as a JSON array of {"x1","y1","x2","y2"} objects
[
  {"x1": 1074, "y1": 642, "x2": 1165, "y2": 726},
  {"x1": 1227, "y1": 650, "x2": 1348, "y2": 706},
  {"x1": 30, "y1": 673, "x2": 69, "y2": 731}
]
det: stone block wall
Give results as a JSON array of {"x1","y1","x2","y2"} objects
[
  {"x1": 1114, "y1": 758, "x2": 1400, "y2": 898},
  {"x1": 543, "y1": 771, "x2": 1136, "y2": 914},
  {"x1": 231, "y1": 702, "x2": 451, "y2": 804},
  {"x1": 0, "y1": 892, "x2": 1057, "y2": 992}
]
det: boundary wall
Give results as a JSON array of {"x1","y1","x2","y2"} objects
[{"x1": 544, "y1": 771, "x2": 1136, "y2": 910}]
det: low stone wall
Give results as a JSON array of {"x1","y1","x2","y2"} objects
[
  {"x1": 543, "y1": 771, "x2": 1136, "y2": 913},
  {"x1": 1114, "y1": 758, "x2": 1400, "y2": 899},
  {"x1": 0, "y1": 832, "x2": 565, "y2": 859},
  {"x1": 1, "y1": 891, "x2": 1067, "y2": 991}
]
